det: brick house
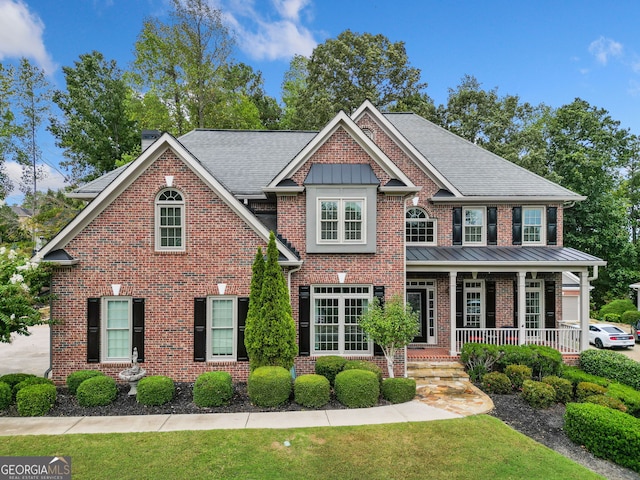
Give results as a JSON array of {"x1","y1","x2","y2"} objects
[{"x1": 35, "y1": 101, "x2": 605, "y2": 383}]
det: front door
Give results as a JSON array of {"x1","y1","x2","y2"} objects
[{"x1": 407, "y1": 288, "x2": 436, "y2": 344}]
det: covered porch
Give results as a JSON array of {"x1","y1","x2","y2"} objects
[{"x1": 406, "y1": 246, "x2": 606, "y2": 357}]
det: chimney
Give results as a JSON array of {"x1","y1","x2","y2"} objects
[{"x1": 141, "y1": 130, "x2": 161, "y2": 151}]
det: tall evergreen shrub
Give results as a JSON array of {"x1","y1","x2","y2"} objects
[{"x1": 244, "y1": 247, "x2": 265, "y2": 370}]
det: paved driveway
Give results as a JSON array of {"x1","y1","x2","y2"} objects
[{"x1": 0, "y1": 324, "x2": 50, "y2": 376}]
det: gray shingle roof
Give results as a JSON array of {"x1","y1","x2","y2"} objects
[
  {"x1": 384, "y1": 113, "x2": 582, "y2": 199},
  {"x1": 407, "y1": 246, "x2": 605, "y2": 265}
]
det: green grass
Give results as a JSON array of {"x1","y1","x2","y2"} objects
[{"x1": 0, "y1": 416, "x2": 602, "y2": 480}]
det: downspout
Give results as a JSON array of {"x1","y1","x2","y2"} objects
[
  {"x1": 589, "y1": 265, "x2": 599, "y2": 282},
  {"x1": 287, "y1": 264, "x2": 303, "y2": 298}
]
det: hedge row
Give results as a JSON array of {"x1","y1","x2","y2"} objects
[{"x1": 580, "y1": 349, "x2": 640, "y2": 390}]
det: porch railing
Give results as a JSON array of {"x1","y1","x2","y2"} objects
[{"x1": 455, "y1": 327, "x2": 581, "y2": 354}]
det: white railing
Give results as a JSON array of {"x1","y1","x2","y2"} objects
[{"x1": 455, "y1": 327, "x2": 581, "y2": 354}]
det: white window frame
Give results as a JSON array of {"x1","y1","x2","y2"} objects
[
  {"x1": 311, "y1": 285, "x2": 372, "y2": 355},
  {"x1": 317, "y1": 198, "x2": 366, "y2": 245},
  {"x1": 464, "y1": 281, "x2": 484, "y2": 328},
  {"x1": 101, "y1": 297, "x2": 132, "y2": 363},
  {"x1": 463, "y1": 207, "x2": 486, "y2": 245},
  {"x1": 155, "y1": 188, "x2": 185, "y2": 251},
  {"x1": 522, "y1": 206, "x2": 545, "y2": 245},
  {"x1": 525, "y1": 280, "x2": 543, "y2": 329},
  {"x1": 207, "y1": 296, "x2": 237, "y2": 361},
  {"x1": 406, "y1": 207, "x2": 437, "y2": 245}
]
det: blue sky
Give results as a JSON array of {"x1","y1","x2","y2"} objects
[{"x1": 1, "y1": 0, "x2": 639, "y2": 205}]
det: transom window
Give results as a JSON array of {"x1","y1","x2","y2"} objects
[
  {"x1": 406, "y1": 208, "x2": 436, "y2": 244},
  {"x1": 523, "y1": 207, "x2": 544, "y2": 244},
  {"x1": 318, "y1": 199, "x2": 365, "y2": 244},
  {"x1": 463, "y1": 207, "x2": 485, "y2": 244},
  {"x1": 102, "y1": 297, "x2": 131, "y2": 362},
  {"x1": 464, "y1": 281, "x2": 483, "y2": 328},
  {"x1": 208, "y1": 297, "x2": 236, "y2": 359},
  {"x1": 312, "y1": 286, "x2": 371, "y2": 355},
  {"x1": 155, "y1": 189, "x2": 185, "y2": 251}
]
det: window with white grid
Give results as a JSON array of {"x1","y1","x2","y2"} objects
[{"x1": 155, "y1": 189, "x2": 185, "y2": 251}]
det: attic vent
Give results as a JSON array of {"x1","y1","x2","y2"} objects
[{"x1": 361, "y1": 127, "x2": 375, "y2": 140}]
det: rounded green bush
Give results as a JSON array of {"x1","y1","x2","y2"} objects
[
  {"x1": 193, "y1": 371, "x2": 233, "y2": 407},
  {"x1": 584, "y1": 394, "x2": 628, "y2": 413},
  {"x1": 247, "y1": 366, "x2": 292, "y2": 407},
  {"x1": 137, "y1": 375, "x2": 175, "y2": 406},
  {"x1": 0, "y1": 373, "x2": 36, "y2": 388},
  {"x1": 576, "y1": 381, "x2": 607, "y2": 403},
  {"x1": 76, "y1": 375, "x2": 117, "y2": 407},
  {"x1": 599, "y1": 298, "x2": 636, "y2": 319},
  {"x1": 294, "y1": 374, "x2": 330, "y2": 408},
  {"x1": 343, "y1": 360, "x2": 383, "y2": 384},
  {"x1": 580, "y1": 349, "x2": 640, "y2": 390},
  {"x1": 12, "y1": 377, "x2": 54, "y2": 400},
  {"x1": 381, "y1": 377, "x2": 416, "y2": 403},
  {"x1": 542, "y1": 376, "x2": 573, "y2": 404},
  {"x1": 16, "y1": 383, "x2": 56, "y2": 416},
  {"x1": 66, "y1": 370, "x2": 105, "y2": 395},
  {"x1": 505, "y1": 364, "x2": 532, "y2": 390},
  {"x1": 0, "y1": 382, "x2": 11, "y2": 410},
  {"x1": 314, "y1": 356, "x2": 346, "y2": 385},
  {"x1": 481, "y1": 371, "x2": 512, "y2": 394},
  {"x1": 606, "y1": 382, "x2": 640, "y2": 416},
  {"x1": 334, "y1": 369, "x2": 379, "y2": 408},
  {"x1": 521, "y1": 379, "x2": 555, "y2": 409},
  {"x1": 560, "y1": 365, "x2": 609, "y2": 389},
  {"x1": 621, "y1": 310, "x2": 640, "y2": 326}
]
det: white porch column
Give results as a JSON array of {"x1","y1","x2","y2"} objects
[
  {"x1": 449, "y1": 271, "x2": 458, "y2": 356},
  {"x1": 517, "y1": 271, "x2": 526, "y2": 345},
  {"x1": 579, "y1": 270, "x2": 590, "y2": 352}
]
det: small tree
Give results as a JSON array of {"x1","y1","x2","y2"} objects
[
  {"x1": 358, "y1": 295, "x2": 419, "y2": 378},
  {"x1": 244, "y1": 246, "x2": 265, "y2": 370}
]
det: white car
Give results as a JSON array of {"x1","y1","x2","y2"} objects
[{"x1": 588, "y1": 323, "x2": 635, "y2": 349}]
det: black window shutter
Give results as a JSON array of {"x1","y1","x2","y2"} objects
[
  {"x1": 487, "y1": 207, "x2": 497, "y2": 245},
  {"x1": 373, "y1": 286, "x2": 385, "y2": 356},
  {"x1": 547, "y1": 207, "x2": 557, "y2": 245},
  {"x1": 456, "y1": 282, "x2": 464, "y2": 328},
  {"x1": 298, "y1": 286, "x2": 311, "y2": 356},
  {"x1": 194, "y1": 297, "x2": 207, "y2": 362},
  {"x1": 132, "y1": 298, "x2": 145, "y2": 362},
  {"x1": 237, "y1": 297, "x2": 249, "y2": 361},
  {"x1": 452, "y1": 207, "x2": 462, "y2": 245},
  {"x1": 512, "y1": 207, "x2": 522, "y2": 245},
  {"x1": 513, "y1": 281, "x2": 519, "y2": 327},
  {"x1": 544, "y1": 281, "x2": 556, "y2": 328},
  {"x1": 486, "y1": 281, "x2": 496, "y2": 328},
  {"x1": 87, "y1": 298, "x2": 100, "y2": 363}
]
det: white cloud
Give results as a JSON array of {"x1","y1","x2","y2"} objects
[
  {"x1": 629, "y1": 79, "x2": 640, "y2": 97},
  {"x1": 588, "y1": 36, "x2": 623, "y2": 65},
  {"x1": 220, "y1": 0, "x2": 317, "y2": 60},
  {"x1": 0, "y1": 0, "x2": 56, "y2": 75},
  {"x1": 4, "y1": 161, "x2": 68, "y2": 200}
]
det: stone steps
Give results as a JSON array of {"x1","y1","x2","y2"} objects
[{"x1": 407, "y1": 361, "x2": 470, "y2": 392}]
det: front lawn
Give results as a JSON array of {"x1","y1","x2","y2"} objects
[{"x1": 0, "y1": 416, "x2": 601, "y2": 479}]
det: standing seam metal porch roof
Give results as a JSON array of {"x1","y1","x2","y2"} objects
[{"x1": 407, "y1": 246, "x2": 605, "y2": 265}]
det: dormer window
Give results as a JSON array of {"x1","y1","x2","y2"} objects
[
  {"x1": 155, "y1": 189, "x2": 185, "y2": 251},
  {"x1": 406, "y1": 208, "x2": 436, "y2": 244}
]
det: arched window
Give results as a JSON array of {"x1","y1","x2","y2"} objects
[
  {"x1": 406, "y1": 208, "x2": 436, "y2": 244},
  {"x1": 155, "y1": 189, "x2": 185, "y2": 251}
]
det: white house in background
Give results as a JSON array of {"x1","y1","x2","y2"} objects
[{"x1": 562, "y1": 272, "x2": 592, "y2": 322}]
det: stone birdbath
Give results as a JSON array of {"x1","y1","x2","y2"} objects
[{"x1": 119, "y1": 347, "x2": 146, "y2": 396}]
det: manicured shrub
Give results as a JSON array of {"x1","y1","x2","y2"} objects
[
  {"x1": 521, "y1": 380, "x2": 556, "y2": 409},
  {"x1": 137, "y1": 375, "x2": 175, "y2": 406},
  {"x1": 564, "y1": 403, "x2": 640, "y2": 473},
  {"x1": 480, "y1": 372, "x2": 512, "y2": 394},
  {"x1": 542, "y1": 376, "x2": 573, "y2": 404},
  {"x1": 0, "y1": 382, "x2": 11, "y2": 410},
  {"x1": 334, "y1": 369, "x2": 379, "y2": 408},
  {"x1": 598, "y1": 298, "x2": 636, "y2": 320},
  {"x1": 66, "y1": 370, "x2": 105, "y2": 395},
  {"x1": 16, "y1": 383, "x2": 56, "y2": 416},
  {"x1": 505, "y1": 364, "x2": 532, "y2": 390},
  {"x1": 496, "y1": 345, "x2": 562, "y2": 379},
  {"x1": 342, "y1": 360, "x2": 383, "y2": 384},
  {"x1": 560, "y1": 365, "x2": 609, "y2": 390},
  {"x1": 314, "y1": 356, "x2": 346, "y2": 386},
  {"x1": 193, "y1": 371, "x2": 233, "y2": 408},
  {"x1": 12, "y1": 377, "x2": 54, "y2": 400},
  {"x1": 460, "y1": 343, "x2": 501, "y2": 382},
  {"x1": 76, "y1": 376, "x2": 117, "y2": 407},
  {"x1": 294, "y1": 374, "x2": 330, "y2": 408},
  {"x1": 580, "y1": 349, "x2": 640, "y2": 390},
  {"x1": 381, "y1": 377, "x2": 416, "y2": 403},
  {"x1": 621, "y1": 310, "x2": 640, "y2": 326},
  {"x1": 576, "y1": 381, "x2": 607, "y2": 403},
  {"x1": 247, "y1": 366, "x2": 292, "y2": 407},
  {"x1": 602, "y1": 313, "x2": 621, "y2": 323},
  {"x1": 585, "y1": 394, "x2": 627, "y2": 413},
  {"x1": 0, "y1": 373, "x2": 36, "y2": 388},
  {"x1": 607, "y1": 382, "x2": 640, "y2": 416}
]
